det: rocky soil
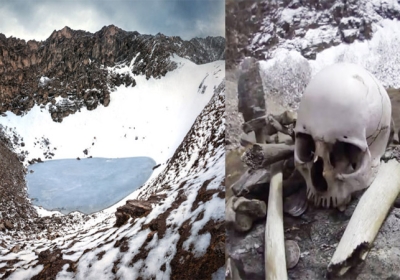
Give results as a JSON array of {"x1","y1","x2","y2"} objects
[{"x1": 0, "y1": 25, "x2": 225, "y2": 122}]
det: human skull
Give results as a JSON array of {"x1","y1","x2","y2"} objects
[{"x1": 294, "y1": 63, "x2": 392, "y2": 208}]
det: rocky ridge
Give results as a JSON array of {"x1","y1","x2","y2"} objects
[{"x1": 0, "y1": 25, "x2": 225, "y2": 122}]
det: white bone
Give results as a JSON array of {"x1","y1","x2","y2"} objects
[
  {"x1": 327, "y1": 159, "x2": 400, "y2": 276},
  {"x1": 265, "y1": 163, "x2": 288, "y2": 280}
]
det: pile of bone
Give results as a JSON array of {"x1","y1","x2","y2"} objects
[
  {"x1": 226, "y1": 109, "x2": 306, "y2": 278},
  {"x1": 227, "y1": 61, "x2": 400, "y2": 279},
  {"x1": 227, "y1": 109, "x2": 308, "y2": 227}
]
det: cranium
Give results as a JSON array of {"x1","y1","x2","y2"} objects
[{"x1": 294, "y1": 63, "x2": 392, "y2": 208}]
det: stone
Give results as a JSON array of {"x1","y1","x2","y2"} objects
[
  {"x1": 233, "y1": 197, "x2": 267, "y2": 219},
  {"x1": 234, "y1": 213, "x2": 254, "y2": 232},
  {"x1": 11, "y1": 245, "x2": 21, "y2": 253},
  {"x1": 226, "y1": 223, "x2": 265, "y2": 280},
  {"x1": 4, "y1": 220, "x2": 14, "y2": 230},
  {"x1": 285, "y1": 240, "x2": 300, "y2": 269},
  {"x1": 115, "y1": 199, "x2": 154, "y2": 227}
]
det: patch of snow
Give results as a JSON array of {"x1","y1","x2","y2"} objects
[
  {"x1": 183, "y1": 195, "x2": 224, "y2": 257},
  {"x1": 6, "y1": 264, "x2": 43, "y2": 280},
  {"x1": 342, "y1": 29, "x2": 359, "y2": 38},
  {"x1": 33, "y1": 205, "x2": 63, "y2": 217},
  {"x1": 303, "y1": 25, "x2": 339, "y2": 47},
  {"x1": 280, "y1": 7, "x2": 304, "y2": 24},
  {"x1": 56, "y1": 264, "x2": 75, "y2": 280}
]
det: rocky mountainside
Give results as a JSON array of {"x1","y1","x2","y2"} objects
[
  {"x1": 0, "y1": 80, "x2": 225, "y2": 279},
  {"x1": 226, "y1": 0, "x2": 400, "y2": 68},
  {"x1": 0, "y1": 133, "x2": 38, "y2": 234},
  {"x1": 0, "y1": 25, "x2": 225, "y2": 122}
]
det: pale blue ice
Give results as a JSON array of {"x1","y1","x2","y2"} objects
[{"x1": 26, "y1": 157, "x2": 156, "y2": 214}]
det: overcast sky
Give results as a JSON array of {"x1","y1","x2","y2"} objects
[{"x1": 0, "y1": 0, "x2": 224, "y2": 41}]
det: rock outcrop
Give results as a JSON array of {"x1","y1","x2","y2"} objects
[
  {"x1": 0, "y1": 136, "x2": 38, "y2": 233},
  {"x1": 0, "y1": 25, "x2": 225, "y2": 121}
]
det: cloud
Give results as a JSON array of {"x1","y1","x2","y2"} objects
[{"x1": 0, "y1": 0, "x2": 224, "y2": 41}]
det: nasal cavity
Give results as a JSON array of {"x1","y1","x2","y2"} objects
[{"x1": 311, "y1": 157, "x2": 328, "y2": 192}]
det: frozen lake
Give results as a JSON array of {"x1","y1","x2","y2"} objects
[{"x1": 26, "y1": 157, "x2": 156, "y2": 214}]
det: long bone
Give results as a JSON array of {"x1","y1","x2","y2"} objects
[
  {"x1": 241, "y1": 143, "x2": 294, "y2": 170},
  {"x1": 265, "y1": 162, "x2": 288, "y2": 280},
  {"x1": 242, "y1": 112, "x2": 296, "y2": 142},
  {"x1": 327, "y1": 159, "x2": 400, "y2": 276}
]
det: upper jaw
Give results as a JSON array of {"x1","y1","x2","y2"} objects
[{"x1": 297, "y1": 149, "x2": 374, "y2": 209}]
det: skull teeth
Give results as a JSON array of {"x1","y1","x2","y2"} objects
[{"x1": 306, "y1": 188, "x2": 338, "y2": 208}]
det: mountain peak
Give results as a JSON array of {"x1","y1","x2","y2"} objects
[
  {"x1": 99, "y1": 24, "x2": 125, "y2": 37},
  {"x1": 50, "y1": 26, "x2": 74, "y2": 39}
]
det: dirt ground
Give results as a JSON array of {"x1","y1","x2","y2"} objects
[{"x1": 226, "y1": 67, "x2": 400, "y2": 280}]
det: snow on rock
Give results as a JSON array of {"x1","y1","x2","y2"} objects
[
  {"x1": 308, "y1": 19, "x2": 400, "y2": 88},
  {"x1": 244, "y1": 0, "x2": 400, "y2": 62},
  {"x1": 259, "y1": 18, "x2": 400, "y2": 108},
  {"x1": 39, "y1": 76, "x2": 52, "y2": 88}
]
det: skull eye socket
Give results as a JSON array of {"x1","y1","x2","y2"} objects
[
  {"x1": 295, "y1": 132, "x2": 315, "y2": 162},
  {"x1": 330, "y1": 141, "x2": 363, "y2": 173}
]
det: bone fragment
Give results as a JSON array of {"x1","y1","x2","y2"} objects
[
  {"x1": 273, "y1": 110, "x2": 297, "y2": 125},
  {"x1": 241, "y1": 143, "x2": 294, "y2": 170},
  {"x1": 267, "y1": 115, "x2": 294, "y2": 138},
  {"x1": 327, "y1": 159, "x2": 400, "y2": 276},
  {"x1": 242, "y1": 111, "x2": 297, "y2": 134},
  {"x1": 239, "y1": 133, "x2": 255, "y2": 146},
  {"x1": 231, "y1": 168, "x2": 270, "y2": 197},
  {"x1": 241, "y1": 111, "x2": 296, "y2": 136},
  {"x1": 225, "y1": 257, "x2": 243, "y2": 280},
  {"x1": 242, "y1": 117, "x2": 277, "y2": 136},
  {"x1": 226, "y1": 196, "x2": 266, "y2": 232},
  {"x1": 265, "y1": 162, "x2": 288, "y2": 280}
]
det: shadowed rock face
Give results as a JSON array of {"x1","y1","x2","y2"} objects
[
  {"x1": 0, "y1": 25, "x2": 225, "y2": 122},
  {"x1": 0, "y1": 134, "x2": 38, "y2": 233}
]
